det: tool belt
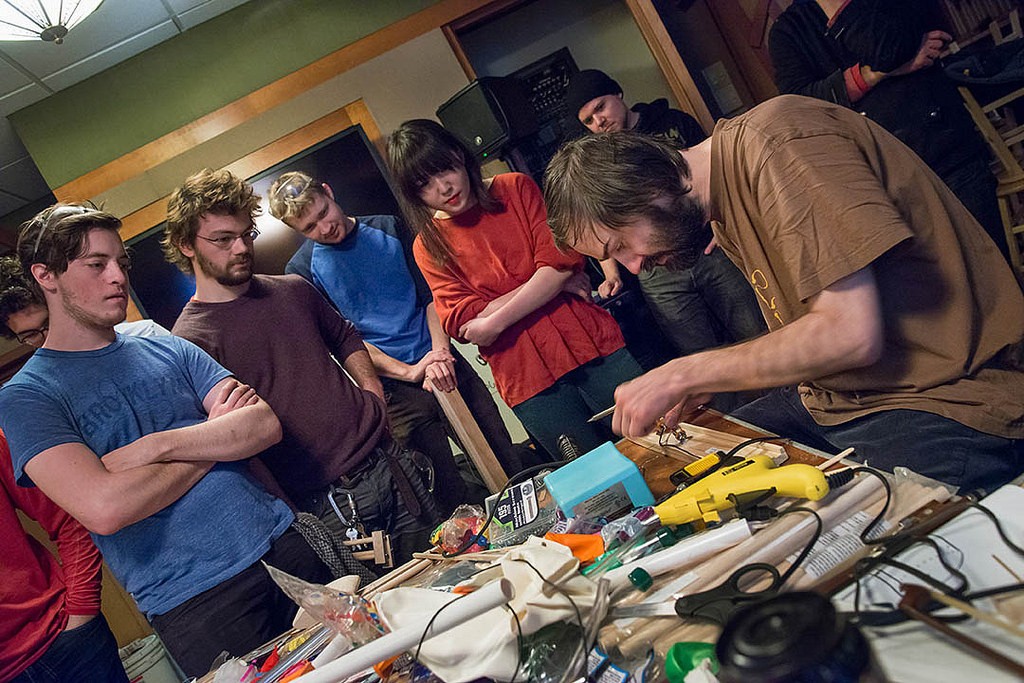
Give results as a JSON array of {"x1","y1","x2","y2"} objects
[{"x1": 337, "y1": 437, "x2": 423, "y2": 518}]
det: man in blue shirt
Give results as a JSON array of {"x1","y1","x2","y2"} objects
[
  {"x1": 268, "y1": 172, "x2": 537, "y2": 512},
  {"x1": 0, "y1": 203, "x2": 330, "y2": 677}
]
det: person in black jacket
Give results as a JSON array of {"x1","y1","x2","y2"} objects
[
  {"x1": 769, "y1": 0, "x2": 1007, "y2": 259},
  {"x1": 563, "y1": 69, "x2": 766, "y2": 371}
]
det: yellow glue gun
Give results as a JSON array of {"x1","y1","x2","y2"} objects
[{"x1": 654, "y1": 455, "x2": 830, "y2": 526}]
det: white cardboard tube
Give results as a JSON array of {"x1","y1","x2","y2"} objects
[
  {"x1": 603, "y1": 519, "x2": 752, "y2": 592},
  {"x1": 298, "y1": 578, "x2": 515, "y2": 683}
]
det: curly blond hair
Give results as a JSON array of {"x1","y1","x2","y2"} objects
[{"x1": 163, "y1": 168, "x2": 261, "y2": 274}]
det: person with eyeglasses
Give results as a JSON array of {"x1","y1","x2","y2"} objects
[
  {"x1": 0, "y1": 256, "x2": 171, "y2": 347},
  {"x1": 165, "y1": 169, "x2": 441, "y2": 573},
  {"x1": 266, "y1": 171, "x2": 540, "y2": 514},
  {"x1": 0, "y1": 202, "x2": 333, "y2": 677}
]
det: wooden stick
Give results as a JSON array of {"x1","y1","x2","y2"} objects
[
  {"x1": 993, "y1": 554, "x2": 1024, "y2": 583},
  {"x1": 359, "y1": 557, "x2": 432, "y2": 598},
  {"x1": 900, "y1": 585, "x2": 1024, "y2": 678},
  {"x1": 928, "y1": 588, "x2": 1024, "y2": 641},
  {"x1": 816, "y1": 447, "x2": 855, "y2": 470},
  {"x1": 412, "y1": 550, "x2": 507, "y2": 562},
  {"x1": 433, "y1": 387, "x2": 508, "y2": 493}
]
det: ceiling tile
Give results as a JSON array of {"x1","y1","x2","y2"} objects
[
  {"x1": 41, "y1": 21, "x2": 179, "y2": 91},
  {"x1": 0, "y1": 191, "x2": 28, "y2": 217},
  {"x1": 0, "y1": 0, "x2": 173, "y2": 79},
  {"x1": 0, "y1": 116, "x2": 29, "y2": 160},
  {"x1": 0, "y1": 81, "x2": 49, "y2": 117},
  {"x1": 0, "y1": 56, "x2": 31, "y2": 95},
  {"x1": 0, "y1": 156, "x2": 50, "y2": 199}
]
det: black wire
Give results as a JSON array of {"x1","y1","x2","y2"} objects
[
  {"x1": 969, "y1": 501, "x2": 1024, "y2": 559},
  {"x1": 442, "y1": 460, "x2": 567, "y2": 558},
  {"x1": 518, "y1": 557, "x2": 587, "y2": 682},
  {"x1": 777, "y1": 507, "x2": 824, "y2": 587},
  {"x1": 410, "y1": 594, "x2": 523, "y2": 682}
]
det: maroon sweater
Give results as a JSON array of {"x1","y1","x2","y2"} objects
[
  {"x1": 173, "y1": 275, "x2": 387, "y2": 498},
  {"x1": 1, "y1": 432, "x2": 102, "y2": 680}
]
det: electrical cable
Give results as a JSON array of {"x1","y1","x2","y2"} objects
[{"x1": 442, "y1": 459, "x2": 567, "y2": 558}]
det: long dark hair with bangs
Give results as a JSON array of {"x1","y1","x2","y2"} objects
[{"x1": 386, "y1": 119, "x2": 500, "y2": 265}]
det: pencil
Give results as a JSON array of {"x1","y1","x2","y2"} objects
[{"x1": 588, "y1": 405, "x2": 615, "y2": 422}]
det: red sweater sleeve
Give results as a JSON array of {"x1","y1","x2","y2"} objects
[
  {"x1": 412, "y1": 235, "x2": 489, "y2": 342},
  {"x1": 1, "y1": 435, "x2": 102, "y2": 616}
]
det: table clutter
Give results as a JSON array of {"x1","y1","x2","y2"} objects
[{"x1": 198, "y1": 411, "x2": 1024, "y2": 683}]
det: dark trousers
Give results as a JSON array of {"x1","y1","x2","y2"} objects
[
  {"x1": 299, "y1": 441, "x2": 441, "y2": 567},
  {"x1": 638, "y1": 248, "x2": 766, "y2": 356},
  {"x1": 512, "y1": 348, "x2": 643, "y2": 459},
  {"x1": 12, "y1": 614, "x2": 128, "y2": 683},
  {"x1": 733, "y1": 385, "x2": 1024, "y2": 492},
  {"x1": 150, "y1": 528, "x2": 331, "y2": 678},
  {"x1": 383, "y1": 351, "x2": 536, "y2": 512},
  {"x1": 943, "y1": 158, "x2": 1008, "y2": 262}
]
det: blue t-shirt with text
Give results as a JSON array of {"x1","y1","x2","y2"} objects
[{"x1": 0, "y1": 334, "x2": 293, "y2": 615}]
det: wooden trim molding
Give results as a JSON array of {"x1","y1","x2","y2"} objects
[
  {"x1": 54, "y1": 0, "x2": 493, "y2": 204},
  {"x1": 118, "y1": 101, "x2": 378, "y2": 243},
  {"x1": 623, "y1": 0, "x2": 716, "y2": 133}
]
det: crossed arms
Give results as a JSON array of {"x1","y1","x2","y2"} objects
[{"x1": 23, "y1": 377, "x2": 281, "y2": 535}]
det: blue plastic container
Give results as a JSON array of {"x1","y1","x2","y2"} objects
[{"x1": 544, "y1": 441, "x2": 655, "y2": 519}]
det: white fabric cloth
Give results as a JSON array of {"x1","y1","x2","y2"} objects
[{"x1": 376, "y1": 537, "x2": 598, "y2": 682}]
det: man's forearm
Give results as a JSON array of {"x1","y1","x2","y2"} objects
[
  {"x1": 665, "y1": 271, "x2": 883, "y2": 396},
  {"x1": 27, "y1": 447, "x2": 215, "y2": 536},
  {"x1": 424, "y1": 305, "x2": 451, "y2": 351},
  {"x1": 342, "y1": 348, "x2": 385, "y2": 400},
  {"x1": 109, "y1": 400, "x2": 282, "y2": 466},
  {"x1": 365, "y1": 342, "x2": 416, "y2": 382}
]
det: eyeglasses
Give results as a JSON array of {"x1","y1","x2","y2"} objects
[
  {"x1": 194, "y1": 227, "x2": 260, "y2": 250},
  {"x1": 16, "y1": 324, "x2": 48, "y2": 348},
  {"x1": 272, "y1": 175, "x2": 313, "y2": 204}
]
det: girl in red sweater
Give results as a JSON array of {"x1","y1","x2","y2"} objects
[{"x1": 387, "y1": 119, "x2": 641, "y2": 458}]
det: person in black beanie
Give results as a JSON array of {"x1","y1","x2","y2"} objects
[
  {"x1": 564, "y1": 69, "x2": 706, "y2": 147},
  {"x1": 562, "y1": 69, "x2": 766, "y2": 394}
]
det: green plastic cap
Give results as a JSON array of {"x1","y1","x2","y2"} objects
[
  {"x1": 665, "y1": 642, "x2": 719, "y2": 683},
  {"x1": 627, "y1": 567, "x2": 653, "y2": 591}
]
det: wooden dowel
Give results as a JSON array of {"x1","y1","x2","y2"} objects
[
  {"x1": 900, "y1": 601, "x2": 1024, "y2": 678},
  {"x1": 929, "y1": 589, "x2": 1024, "y2": 641}
]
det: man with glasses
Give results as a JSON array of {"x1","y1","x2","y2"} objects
[
  {"x1": 1, "y1": 256, "x2": 170, "y2": 347},
  {"x1": 267, "y1": 171, "x2": 536, "y2": 513},
  {"x1": 0, "y1": 202, "x2": 332, "y2": 677},
  {"x1": 165, "y1": 169, "x2": 440, "y2": 566}
]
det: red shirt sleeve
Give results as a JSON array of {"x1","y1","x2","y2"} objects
[
  {"x1": 0, "y1": 436, "x2": 102, "y2": 616},
  {"x1": 412, "y1": 235, "x2": 489, "y2": 342}
]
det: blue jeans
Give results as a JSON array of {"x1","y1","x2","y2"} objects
[
  {"x1": 12, "y1": 614, "x2": 128, "y2": 683},
  {"x1": 733, "y1": 386, "x2": 1024, "y2": 493},
  {"x1": 513, "y1": 348, "x2": 643, "y2": 459},
  {"x1": 638, "y1": 248, "x2": 766, "y2": 356}
]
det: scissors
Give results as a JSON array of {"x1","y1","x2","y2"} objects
[{"x1": 609, "y1": 563, "x2": 783, "y2": 626}]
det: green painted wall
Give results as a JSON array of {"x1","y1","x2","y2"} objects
[{"x1": 10, "y1": 0, "x2": 437, "y2": 188}]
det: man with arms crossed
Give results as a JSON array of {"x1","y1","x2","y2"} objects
[
  {"x1": 0, "y1": 203, "x2": 330, "y2": 677},
  {"x1": 166, "y1": 169, "x2": 439, "y2": 564},
  {"x1": 543, "y1": 95, "x2": 1024, "y2": 492}
]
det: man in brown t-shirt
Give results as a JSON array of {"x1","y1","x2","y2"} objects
[{"x1": 544, "y1": 95, "x2": 1023, "y2": 491}]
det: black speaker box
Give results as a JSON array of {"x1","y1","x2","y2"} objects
[{"x1": 437, "y1": 77, "x2": 538, "y2": 159}]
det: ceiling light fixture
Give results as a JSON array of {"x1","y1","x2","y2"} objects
[{"x1": 0, "y1": 1, "x2": 104, "y2": 44}]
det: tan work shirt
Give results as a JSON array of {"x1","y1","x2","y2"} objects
[{"x1": 710, "y1": 95, "x2": 1024, "y2": 438}]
